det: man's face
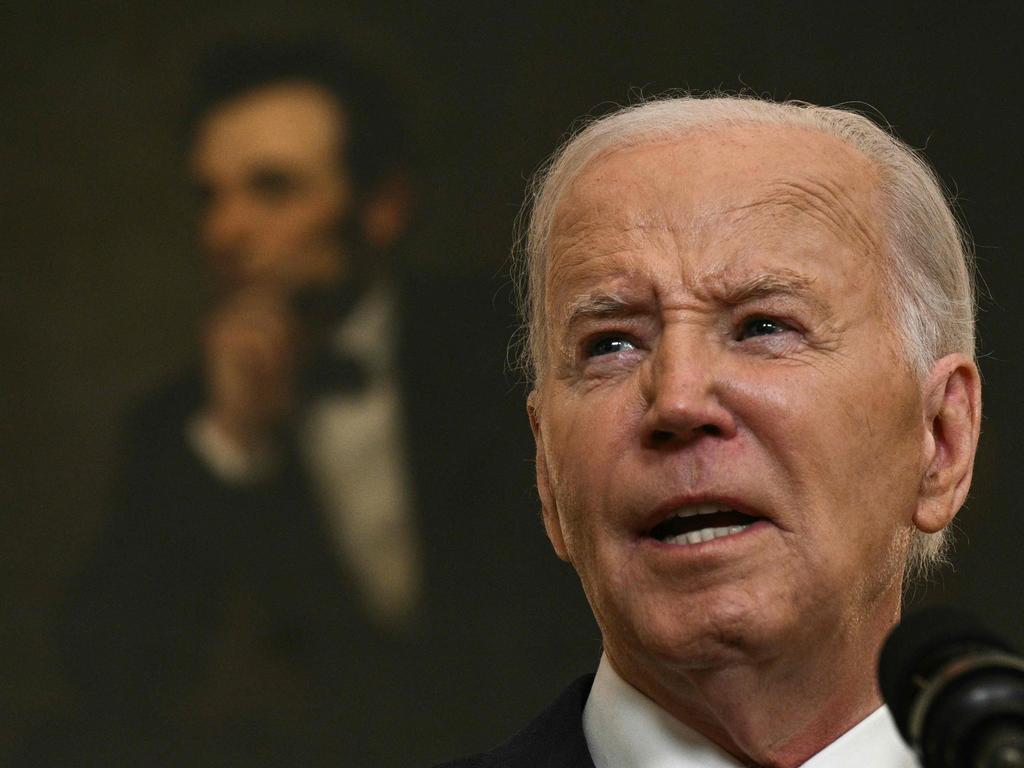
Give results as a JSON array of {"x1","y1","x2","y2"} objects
[
  {"x1": 531, "y1": 126, "x2": 931, "y2": 680},
  {"x1": 190, "y1": 82, "x2": 353, "y2": 291}
]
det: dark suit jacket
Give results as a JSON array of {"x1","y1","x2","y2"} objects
[
  {"x1": 435, "y1": 675, "x2": 597, "y2": 768},
  {"x1": 57, "y1": 273, "x2": 598, "y2": 767}
]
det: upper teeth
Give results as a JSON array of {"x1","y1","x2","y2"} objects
[
  {"x1": 670, "y1": 503, "x2": 732, "y2": 519},
  {"x1": 661, "y1": 503, "x2": 753, "y2": 546}
]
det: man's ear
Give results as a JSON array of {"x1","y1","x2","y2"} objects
[
  {"x1": 528, "y1": 390, "x2": 570, "y2": 563},
  {"x1": 914, "y1": 353, "x2": 982, "y2": 533},
  {"x1": 361, "y1": 171, "x2": 414, "y2": 250}
]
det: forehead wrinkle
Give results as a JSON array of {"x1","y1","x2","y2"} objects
[
  {"x1": 723, "y1": 175, "x2": 884, "y2": 263},
  {"x1": 547, "y1": 215, "x2": 661, "y2": 301}
]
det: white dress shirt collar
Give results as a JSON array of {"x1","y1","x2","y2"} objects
[
  {"x1": 329, "y1": 280, "x2": 397, "y2": 380},
  {"x1": 582, "y1": 653, "x2": 918, "y2": 767}
]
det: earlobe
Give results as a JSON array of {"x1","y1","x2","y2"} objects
[
  {"x1": 913, "y1": 354, "x2": 982, "y2": 534},
  {"x1": 528, "y1": 392, "x2": 570, "y2": 562}
]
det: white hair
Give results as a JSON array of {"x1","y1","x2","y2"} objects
[{"x1": 512, "y1": 95, "x2": 976, "y2": 581}]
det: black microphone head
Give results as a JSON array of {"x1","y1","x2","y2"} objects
[{"x1": 879, "y1": 604, "x2": 1010, "y2": 743}]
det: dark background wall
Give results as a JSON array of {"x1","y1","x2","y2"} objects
[{"x1": 3, "y1": 1, "x2": 1021, "y2": 759}]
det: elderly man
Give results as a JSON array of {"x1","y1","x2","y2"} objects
[{"x1": 439, "y1": 96, "x2": 980, "y2": 767}]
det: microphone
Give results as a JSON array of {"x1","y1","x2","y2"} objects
[{"x1": 878, "y1": 604, "x2": 1024, "y2": 768}]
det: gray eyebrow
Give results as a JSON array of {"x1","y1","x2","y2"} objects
[
  {"x1": 562, "y1": 291, "x2": 647, "y2": 329},
  {"x1": 713, "y1": 269, "x2": 824, "y2": 310}
]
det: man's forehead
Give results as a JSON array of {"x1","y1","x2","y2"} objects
[
  {"x1": 558, "y1": 126, "x2": 878, "y2": 223},
  {"x1": 192, "y1": 81, "x2": 348, "y2": 173},
  {"x1": 546, "y1": 126, "x2": 884, "y2": 291}
]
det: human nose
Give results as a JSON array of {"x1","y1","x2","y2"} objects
[{"x1": 638, "y1": 327, "x2": 737, "y2": 447}]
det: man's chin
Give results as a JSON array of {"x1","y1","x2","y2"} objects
[{"x1": 609, "y1": 594, "x2": 792, "y2": 674}]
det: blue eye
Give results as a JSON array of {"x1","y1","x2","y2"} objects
[
  {"x1": 739, "y1": 317, "x2": 788, "y2": 339},
  {"x1": 587, "y1": 336, "x2": 636, "y2": 357}
]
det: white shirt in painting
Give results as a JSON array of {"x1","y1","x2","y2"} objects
[{"x1": 188, "y1": 283, "x2": 419, "y2": 629}]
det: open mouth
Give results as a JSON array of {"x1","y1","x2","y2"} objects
[{"x1": 647, "y1": 503, "x2": 760, "y2": 545}]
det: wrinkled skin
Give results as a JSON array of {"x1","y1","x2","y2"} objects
[{"x1": 528, "y1": 125, "x2": 980, "y2": 765}]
